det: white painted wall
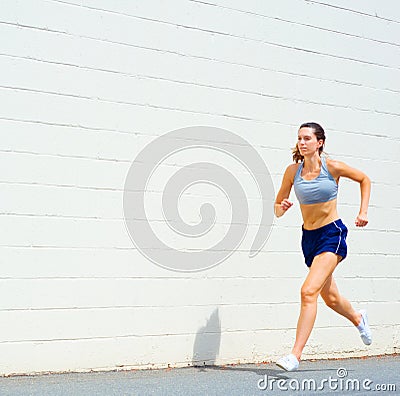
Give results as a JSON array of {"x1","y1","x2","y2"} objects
[{"x1": 1, "y1": 0, "x2": 399, "y2": 375}]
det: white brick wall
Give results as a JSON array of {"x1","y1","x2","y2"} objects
[{"x1": 0, "y1": 0, "x2": 399, "y2": 375}]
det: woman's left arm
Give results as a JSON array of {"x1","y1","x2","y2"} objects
[{"x1": 328, "y1": 159, "x2": 371, "y2": 227}]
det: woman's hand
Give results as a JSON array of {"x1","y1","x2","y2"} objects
[
  {"x1": 355, "y1": 212, "x2": 368, "y2": 227},
  {"x1": 281, "y1": 198, "x2": 294, "y2": 212},
  {"x1": 275, "y1": 199, "x2": 293, "y2": 217},
  {"x1": 274, "y1": 164, "x2": 297, "y2": 218}
]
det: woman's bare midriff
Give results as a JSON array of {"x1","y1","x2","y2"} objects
[{"x1": 300, "y1": 199, "x2": 339, "y2": 230}]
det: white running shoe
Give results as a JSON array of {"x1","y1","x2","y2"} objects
[
  {"x1": 276, "y1": 354, "x2": 299, "y2": 371},
  {"x1": 357, "y1": 309, "x2": 372, "y2": 345}
]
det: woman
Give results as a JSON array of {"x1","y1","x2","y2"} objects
[{"x1": 274, "y1": 122, "x2": 372, "y2": 371}]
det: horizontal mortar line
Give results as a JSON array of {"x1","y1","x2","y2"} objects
[
  {"x1": 9, "y1": 152, "x2": 400, "y2": 170},
  {"x1": 0, "y1": 282, "x2": 302, "y2": 288},
  {"x1": 0, "y1": 92, "x2": 256, "y2": 125},
  {"x1": 193, "y1": 0, "x2": 400, "y2": 28},
  {"x1": 0, "y1": 212, "x2": 281, "y2": 226},
  {"x1": 0, "y1": 178, "x2": 398, "y2": 194},
  {"x1": 0, "y1": 116, "x2": 309, "y2": 152},
  {"x1": 0, "y1": 308, "x2": 400, "y2": 314},
  {"x1": 0, "y1": 203, "x2": 398, "y2": 215},
  {"x1": 0, "y1": 300, "x2": 395, "y2": 311},
  {"x1": 0, "y1": 121, "x2": 294, "y2": 152},
  {"x1": 331, "y1": 277, "x2": 400, "y2": 280},
  {"x1": 0, "y1": 144, "x2": 288, "y2": 160},
  {"x1": 0, "y1": 180, "x2": 272, "y2": 196},
  {"x1": 3, "y1": 52, "x2": 400, "y2": 98},
  {"x1": 0, "y1": 148, "x2": 400, "y2": 168},
  {"x1": 0, "y1": 322, "x2": 388, "y2": 345},
  {"x1": 0, "y1": 244, "x2": 397, "y2": 255},
  {"x1": 0, "y1": 173, "x2": 398, "y2": 202},
  {"x1": 1, "y1": 19, "x2": 400, "y2": 73},
  {"x1": 0, "y1": 245, "x2": 139, "y2": 250},
  {"x1": 0, "y1": 184, "x2": 276, "y2": 197},
  {"x1": 2, "y1": 146, "x2": 400, "y2": 165},
  {"x1": 0, "y1": 324, "x2": 387, "y2": 345},
  {"x1": 195, "y1": 72, "x2": 400, "y2": 115},
  {"x1": 0, "y1": 276, "x2": 398, "y2": 281},
  {"x1": 0, "y1": 132, "x2": 276, "y2": 157},
  {"x1": 305, "y1": 0, "x2": 400, "y2": 25},
  {"x1": 145, "y1": 76, "x2": 397, "y2": 110},
  {"x1": 0, "y1": 210, "x2": 400, "y2": 226},
  {"x1": 0, "y1": 149, "x2": 284, "y2": 166},
  {"x1": 0, "y1": 244, "x2": 298, "y2": 252},
  {"x1": 0, "y1": 277, "x2": 304, "y2": 281},
  {"x1": 0, "y1": 213, "x2": 123, "y2": 221},
  {"x1": 0, "y1": 302, "x2": 303, "y2": 312},
  {"x1": 0, "y1": 304, "x2": 389, "y2": 314},
  {"x1": 319, "y1": 152, "x2": 400, "y2": 162},
  {"x1": 0, "y1": 198, "x2": 396, "y2": 211},
  {"x1": 0, "y1": 248, "x2": 299, "y2": 256},
  {"x1": 0, "y1": 334, "x2": 229, "y2": 345},
  {"x1": 0, "y1": 204, "x2": 390, "y2": 215},
  {"x1": 1, "y1": 113, "x2": 399, "y2": 144},
  {"x1": 0, "y1": 324, "x2": 395, "y2": 344},
  {"x1": 0, "y1": 116, "x2": 142, "y2": 137},
  {"x1": 3, "y1": 84, "x2": 400, "y2": 121},
  {"x1": 0, "y1": 244, "x2": 301, "y2": 254},
  {"x1": 0, "y1": 248, "x2": 396, "y2": 258},
  {"x1": 189, "y1": 0, "x2": 400, "y2": 48},
  {"x1": 340, "y1": 203, "x2": 400, "y2": 210},
  {"x1": 0, "y1": 180, "x2": 125, "y2": 192},
  {"x1": 1, "y1": 301, "x2": 392, "y2": 313},
  {"x1": 0, "y1": 332, "x2": 279, "y2": 345},
  {"x1": 49, "y1": 0, "x2": 400, "y2": 57},
  {"x1": 0, "y1": 247, "x2": 396, "y2": 258},
  {"x1": 0, "y1": 148, "x2": 133, "y2": 164},
  {"x1": 1, "y1": 213, "x2": 399, "y2": 231},
  {"x1": 1, "y1": 212, "x2": 399, "y2": 230}
]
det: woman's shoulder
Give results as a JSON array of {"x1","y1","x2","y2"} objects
[
  {"x1": 286, "y1": 162, "x2": 301, "y2": 173},
  {"x1": 325, "y1": 157, "x2": 347, "y2": 178},
  {"x1": 325, "y1": 157, "x2": 346, "y2": 168},
  {"x1": 326, "y1": 157, "x2": 367, "y2": 181},
  {"x1": 283, "y1": 162, "x2": 302, "y2": 182}
]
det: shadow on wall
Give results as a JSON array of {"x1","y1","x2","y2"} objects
[{"x1": 192, "y1": 308, "x2": 221, "y2": 367}]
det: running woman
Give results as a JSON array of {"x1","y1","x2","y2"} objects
[{"x1": 274, "y1": 122, "x2": 372, "y2": 371}]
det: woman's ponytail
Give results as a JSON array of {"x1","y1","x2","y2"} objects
[{"x1": 292, "y1": 144, "x2": 304, "y2": 163}]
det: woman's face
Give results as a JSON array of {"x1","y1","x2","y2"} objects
[{"x1": 297, "y1": 127, "x2": 323, "y2": 156}]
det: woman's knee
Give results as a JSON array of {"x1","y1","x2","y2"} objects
[{"x1": 300, "y1": 285, "x2": 319, "y2": 304}]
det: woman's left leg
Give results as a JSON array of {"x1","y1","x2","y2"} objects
[
  {"x1": 320, "y1": 274, "x2": 372, "y2": 345},
  {"x1": 291, "y1": 252, "x2": 341, "y2": 360},
  {"x1": 320, "y1": 275, "x2": 361, "y2": 325}
]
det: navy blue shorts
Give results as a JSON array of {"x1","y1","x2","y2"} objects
[{"x1": 301, "y1": 219, "x2": 348, "y2": 267}]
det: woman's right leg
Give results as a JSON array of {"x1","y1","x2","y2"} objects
[
  {"x1": 290, "y1": 252, "x2": 340, "y2": 361},
  {"x1": 320, "y1": 275, "x2": 361, "y2": 326}
]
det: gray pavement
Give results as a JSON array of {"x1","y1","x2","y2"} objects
[{"x1": 0, "y1": 355, "x2": 399, "y2": 395}]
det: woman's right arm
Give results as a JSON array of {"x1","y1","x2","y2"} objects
[{"x1": 274, "y1": 164, "x2": 296, "y2": 217}]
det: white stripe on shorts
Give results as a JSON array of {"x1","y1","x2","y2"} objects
[{"x1": 333, "y1": 221, "x2": 342, "y2": 254}]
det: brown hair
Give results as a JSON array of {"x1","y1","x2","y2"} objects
[{"x1": 292, "y1": 122, "x2": 326, "y2": 163}]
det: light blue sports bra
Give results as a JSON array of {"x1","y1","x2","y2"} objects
[{"x1": 293, "y1": 157, "x2": 338, "y2": 205}]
